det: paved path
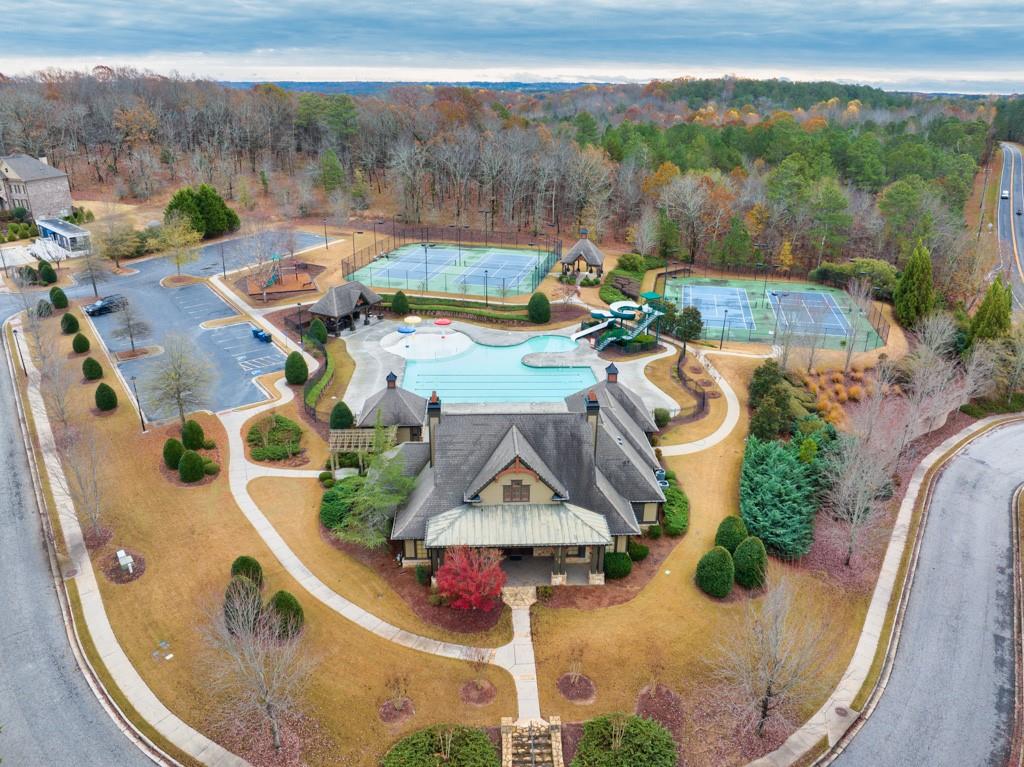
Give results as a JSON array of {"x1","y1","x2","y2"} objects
[{"x1": 997, "y1": 142, "x2": 1024, "y2": 310}]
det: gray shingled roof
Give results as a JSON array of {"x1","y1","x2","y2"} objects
[
  {"x1": 308, "y1": 281, "x2": 381, "y2": 319},
  {"x1": 463, "y1": 425, "x2": 569, "y2": 502},
  {"x1": 0, "y1": 154, "x2": 67, "y2": 182},
  {"x1": 391, "y1": 406, "x2": 660, "y2": 541},
  {"x1": 357, "y1": 385, "x2": 427, "y2": 428},
  {"x1": 425, "y1": 503, "x2": 611, "y2": 548},
  {"x1": 566, "y1": 378, "x2": 658, "y2": 443},
  {"x1": 560, "y1": 238, "x2": 605, "y2": 268}
]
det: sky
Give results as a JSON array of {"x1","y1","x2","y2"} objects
[{"x1": 2, "y1": 0, "x2": 1023, "y2": 93}]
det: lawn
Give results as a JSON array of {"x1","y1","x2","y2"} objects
[
  {"x1": 24, "y1": 308, "x2": 515, "y2": 766},
  {"x1": 311, "y1": 336, "x2": 356, "y2": 421}
]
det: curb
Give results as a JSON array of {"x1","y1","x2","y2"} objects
[{"x1": 1010, "y1": 483, "x2": 1024, "y2": 767}]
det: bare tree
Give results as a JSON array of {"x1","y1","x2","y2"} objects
[
  {"x1": 112, "y1": 300, "x2": 151, "y2": 352},
  {"x1": 709, "y1": 577, "x2": 835, "y2": 737},
  {"x1": 202, "y1": 581, "x2": 314, "y2": 752},
  {"x1": 632, "y1": 206, "x2": 659, "y2": 258},
  {"x1": 995, "y1": 325, "x2": 1024, "y2": 405},
  {"x1": 40, "y1": 360, "x2": 76, "y2": 429},
  {"x1": 142, "y1": 333, "x2": 215, "y2": 426},
  {"x1": 57, "y1": 424, "x2": 108, "y2": 538}
]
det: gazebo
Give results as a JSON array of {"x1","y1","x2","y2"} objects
[
  {"x1": 307, "y1": 281, "x2": 382, "y2": 333},
  {"x1": 560, "y1": 228, "x2": 605, "y2": 278}
]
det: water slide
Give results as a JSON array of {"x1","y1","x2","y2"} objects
[{"x1": 571, "y1": 311, "x2": 615, "y2": 341}]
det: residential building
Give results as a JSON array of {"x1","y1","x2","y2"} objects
[{"x1": 0, "y1": 154, "x2": 73, "y2": 220}]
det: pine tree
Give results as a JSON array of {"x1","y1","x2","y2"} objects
[
  {"x1": 970, "y1": 276, "x2": 1013, "y2": 342},
  {"x1": 893, "y1": 240, "x2": 935, "y2": 328},
  {"x1": 319, "y1": 149, "x2": 345, "y2": 193}
]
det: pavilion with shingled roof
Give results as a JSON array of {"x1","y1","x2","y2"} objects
[{"x1": 560, "y1": 228, "x2": 605, "y2": 277}]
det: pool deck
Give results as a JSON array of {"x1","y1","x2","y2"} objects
[{"x1": 340, "y1": 319, "x2": 678, "y2": 420}]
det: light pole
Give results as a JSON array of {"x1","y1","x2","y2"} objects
[
  {"x1": 130, "y1": 375, "x2": 146, "y2": 433},
  {"x1": 322, "y1": 218, "x2": 329, "y2": 250},
  {"x1": 756, "y1": 262, "x2": 769, "y2": 307},
  {"x1": 220, "y1": 243, "x2": 227, "y2": 278},
  {"x1": 770, "y1": 291, "x2": 789, "y2": 341},
  {"x1": 297, "y1": 302, "x2": 304, "y2": 346},
  {"x1": 12, "y1": 328, "x2": 26, "y2": 375},
  {"x1": 351, "y1": 231, "x2": 364, "y2": 260},
  {"x1": 719, "y1": 309, "x2": 729, "y2": 350},
  {"x1": 484, "y1": 269, "x2": 489, "y2": 306},
  {"x1": 423, "y1": 242, "x2": 429, "y2": 287},
  {"x1": 373, "y1": 220, "x2": 384, "y2": 251},
  {"x1": 0, "y1": 246, "x2": 8, "y2": 277},
  {"x1": 479, "y1": 209, "x2": 492, "y2": 247}
]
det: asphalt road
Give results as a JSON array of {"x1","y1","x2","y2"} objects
[
  {"x1": 834, "y1": 423, "x2": 1021, "y2": 767},
  {"x1": 997, "y1": 142, "x2": 1024, "y2": 310}
]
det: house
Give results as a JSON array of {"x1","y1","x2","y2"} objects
[
  {"x1": 0, "y1": 154, "x2": 73, "y2": 220},
  {"x1": 386, "y1": 363, "x2": 664, "y2": 585},
  {"x1": 307, "y1": 281, "x2": 382, "y2": 333},
  {"x1": 560, "y1": 228, "x2": 605, "y2": 278},
  {"x1": 356, "y1": 372, "x2": 427, "y2": 443}
]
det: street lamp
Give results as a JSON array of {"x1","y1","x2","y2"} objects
[
  {"x1": 770, "y1": 291, "x2": 789, "y2": 340},
  {"x1": 479, "y1": 208, "x2": 492, "y2": 247},
  {"x1": 129, "y1": 375, "x2": 146, "y2": 433},
  {"x1": 373, "y1": 220, "x2": 384, "y2": 251},
  {"x1": 756, "y1": 262, "x2": 769, "y2": 307},
  {"x1": 322, "y1": 218, "x2": 329, "y2": 250},
  {"x1": 297, "y1": 302, "x2": 304, "y2": 347},
  {"x1": 352, "y1": 231, "x2": 364, "y2": 259},
  {"x1": 219, "y1": 243, "x2": 227, "y2": 279},
  {"x1": 484, "y1": 269, "x2": 489, "y2": 306},
  {"x1": 423, "y1": 242, "x2": 429, "y2": 287},
  {"x1": 719, "y1": 309, "x2": 729, "y2": 350},
  {"x1": 11, "y1": 328, "x2": 26, "y2": 375}
]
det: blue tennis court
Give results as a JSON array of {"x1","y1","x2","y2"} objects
[
  {"x1": 768, "y1": 290, "x2": 851, "y2": 334},
  {"x1": 680, "y1": 284, "x2": 756, "y2": 329},
  {"x1": 458, "y1": 251, "x2": 537, "y2": 287}
]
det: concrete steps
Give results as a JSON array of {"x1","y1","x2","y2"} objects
[{"x1": 501, "y1": 717, "x2": 564, "y2": 767}]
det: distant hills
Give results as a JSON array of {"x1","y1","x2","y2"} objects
[{"x1": 221, "y1": 81, "x2": 596, "y2": 96}]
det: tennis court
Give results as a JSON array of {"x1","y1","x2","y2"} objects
[
  {"x1": 348, "y1": 242, "x2": 553, "y2": 296},
  {"x1": 668, "y1": 275, "x2": 887, "y2": 350}
]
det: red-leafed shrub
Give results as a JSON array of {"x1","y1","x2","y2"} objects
[{"x1": 435, "y1": 547, "x2": 506, "y2": 612}]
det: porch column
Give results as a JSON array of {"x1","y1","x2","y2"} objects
[
  {"x1": 428, "y1": 548, "x2": 444, "y2": 575},
  {"x1": 588, "y1": 545, "x2": 605, "y2": 585},
  {"x1": 551, "y1": 546, "x2": 567, "y2": 586}
]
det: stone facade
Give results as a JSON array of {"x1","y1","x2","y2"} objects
[{"x1": 0, "y1": 156, "x2": 73, "y2": 220}]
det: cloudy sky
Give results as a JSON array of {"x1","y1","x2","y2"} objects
[{"x1": 2, "y1": 0, "x2": 1023, "y2": 92}]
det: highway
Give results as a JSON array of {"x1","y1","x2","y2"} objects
[{"x1": 997, "y1": 142, "x2": 1024, "y2": 309}]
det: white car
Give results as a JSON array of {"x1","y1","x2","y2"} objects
[{"x1": 1003, "y1": 190, "x2": 1011, "y2": 199}]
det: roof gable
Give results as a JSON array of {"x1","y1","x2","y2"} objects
[
  {"x1": 463, "y1": 425, "x2": 568, "y2": 502},
  {"x1": 560, "y1": 238, "x2": 605, "y2": 267},
  {"x1": 356, "y1": 385, "x2": 427, "y2": 428},
  {"x1": 0, "y1": 154, "x2": 67, "y2": 182},
  {"x1": 309, "y1": 281, "x2": 381, "y2": 318}
]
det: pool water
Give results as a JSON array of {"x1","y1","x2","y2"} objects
[{"x1": 403, "y1": 335, "x2": 596, "y2": 403}]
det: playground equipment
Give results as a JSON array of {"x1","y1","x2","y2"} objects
[{"x1": 595, "y1": 302, "x2": 664, "y2": 351}]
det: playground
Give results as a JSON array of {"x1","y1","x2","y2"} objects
[
  {"x1": 665, "y1": 275, "x2": 888, "y2": 350},
  {"x1": 239, "y1": 257, "x2": 325, "y2": 301},
  {"x1": 346, "y1": 242, "x2": 556, "y2": 297}
]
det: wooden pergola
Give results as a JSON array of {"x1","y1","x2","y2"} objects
[{"x1": 327, "y1": 426, "x2": 398, "y2": 471}]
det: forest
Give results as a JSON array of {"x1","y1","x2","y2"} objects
[{"x1": 0, "y1": 69, "x2": 1005, "y2": 304}]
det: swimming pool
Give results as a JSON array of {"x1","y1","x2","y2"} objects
[{"x1": 402, "y1": 335, "x2": 596, "y2": 403}]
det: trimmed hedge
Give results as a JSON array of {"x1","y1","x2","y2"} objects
[
  {"x1": 230, "y1": 555, "x2": 264, "y2": 587},
  {"x1": 284, "y1": 351, "x2": 308, "y2": 385},
  {"x1": 663, "y1": 484, "x2": 689, "y2": 536},
  {"x1": 604, "y1": 551, "x2": 633, "y2": 579},
  {"x1": 329, "y1": 401, "x2": 354, "y2": 429},
  {"x1": 308, "y1": 317, "x2": 328, "y2": 344},
  {"x1": 527, "y1": 291, "x2": 551, "y2": 323},
  {"x1": 60, "y1": 313, "x2": 79, "y2": 334},
  {"x1": 695, "y1": 546, "x2": 734, "y2": 598},
  {"x1": 319, "y1": 475, "x2": 364, "y2": 530},
  {"x1": 49, "y1": 286, "x2": 68, "y2": 309},
  {"x1": 268, "y1": 590, "x2": 305, "y2": 637},
  {"x1": 94, "y1": 383, "x2": 117, "y2": 411},
  {"x1": 163, "y1": 438, "x2": 185, "y2": 470},
  {"x1": 82, "y1": 356, "x2": 103, "y2": 380},
  {"x1": 178, "y1": 449, "x2": 205, "y2": 483},
  {"x1": 571, "y1": 714, "x2": 676, "y2": 767},
  {"x1": 181, "y1": 419, "x2": 205, "y2": 450},
  {"x1": 627, "y1": 539, "x2": 650, "y2": 562},
  {"x1": 734, "y1": 536, "x2": 768, "y2": 589},
  {"x1": 714, "y1": 515, "x2": 748, "y2": 554},
  {"x1": 71, "y1": 333, "x2": 90, "y2": 354},
  {"x1": 382, "y1": 725, "x2": 499, "y2": 767}
]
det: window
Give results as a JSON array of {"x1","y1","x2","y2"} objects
[{"x1": 503, "y1": 480, "x2": 530, "y2": 503}]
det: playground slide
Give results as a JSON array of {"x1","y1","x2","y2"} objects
[{"x1": 571, "y1": 317, "x2": 615, "y2": 341}]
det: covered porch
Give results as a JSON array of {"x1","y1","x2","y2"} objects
[{"x1": 501, "y1": 554, "x2": 592, "y2": 586}]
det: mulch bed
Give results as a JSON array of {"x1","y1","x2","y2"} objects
[
  {"x1": 83, "y1": 526, "x2": 113, "y2": 550},
  {"x1": 557, "y1": 673, "x2": 596, "y2": 704},
  {"x1": 378, "y1": 698, "x2": 415, "y2": 725},
  {"x1": 101, "y1": 548, "x2": 146, "y2": 584},
  {"x1": 161, "y1": 275, "x2": 203, "y2": 287},
  {"x1": 560, "y1": 723, "x2": 584, "y2": 764},
  {"x1": 598, "y1": 343, "x2": 668, "y2": 361},
  {"x1": 114, "y1": 346, "x2": 159, "y2": 361},
  {"x1": 318, "y1": 523, "x2": 507, "y2": 634},
  {"x1": 460, "y1": 680, "x2": 497, "y2": 706},
  {"x1": 212, "y1": 713, "x2": 334, "y2": 767},
  {"x1": 541, "y1": 533, "x2": 679, "y2": 610},
  {"x1": 155, "y1": 423, "x2": 222, "y2": 488},
  {"x1": 637, "y1": 683, "x2": 685, "y2": 742}
]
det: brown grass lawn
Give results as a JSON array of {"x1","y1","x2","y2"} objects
[
  {"x1": 313, "y1": 337, "x2": 356, "y2": 420},
  {"x1": 531, "y1": 353, "x2": 869, "y2": 765},
  {"x1": 249, "y1": 477, "x2": 513, "y2": 647},
  {"x1": 29, "y1": 310, "x2": 515, "y2": 766},
  {"x1": 648, "y1": 351, "x2": 730, "y2": 446}
]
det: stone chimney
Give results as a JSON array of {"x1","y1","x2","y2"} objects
[
  {"x1": 585, "y1": 390, "x2": 600, "y2": 461},
  {"x1": 386, "y1": 371, "x2": 397, "y2": 389},
  {"x1": 427, "y1": 391, "x2": 441, "y2": 466},
  {"x1": 605, "y1": 362, "x2": 618, "y2": 384}
]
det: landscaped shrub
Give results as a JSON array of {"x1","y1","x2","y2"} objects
[
  {"x1": 284, "y1": 351, "x2": 308, "y2": 385},
  {"x1": 653, "y1": 407, "x2": 671, "y2": 429},
  {"x1": 695, "y1": 546, "x2": 734, "y2": 598},
  {"x1": 181, "y1": 418, "x2": 205, "y2": 450},
  {"x1": 599, "y1": 284, "x2": 628, "y2": 305},
  {"x1": 60, "y1": 312, "x2": 79, "y2": 334},
  {"x1": 230, "y1": 555, "x2": 264, "y2": 587},
  {"x1": 714, "y1": 515, "x2": 748, "y2": 554},
  {"x1": 49, "y1": 286, "x2": 68, "y2": 309},
  {"x1": 329, "y1": 400, "x2": 354, "y2": 429},
  {"x1": 71, "y1": 332, "x2": 90, "y2": 354},
  {"x1": 163, "y1": 438, "x2": 185, "y2": 469},
  {"x1": 382, "y1": 725, "x2": 499, "y2": 767},
  {"x1": 178, "y1": 449, "x2": 205, "y2": 483},
  {"x1": 645, "y1": 524, "x2": 662, "y2": 539},
  {"x1": 662, "y1": 484, "x2": 689, "y2": 536},
  {"x1": 415, "y1": 564, "x2": 431, "y2": 586},
  {"x1": 268, "y1": 590, "x2": 305, "y2": 637},
  {"x1": 318, "y1": 470, "x2": 333, "y2": 483},
  {"x1": 247, "y1": 413, "x2": 304, "y2": 461},
  {"x1": 749, "y1": 359, "x2": 783, "y2": 408},
  {"x1": 319, "y1": 475, "x2": 364, "y2": 530},
  {"x1": 82, "y1": 356, "x2": 103, "y2": 380},
  {"x1": 308, "y1": 317, "x2": 328, "y2": 344},
  {"x1": 604, "y1": 552, "x2": 633, "y2": 579},
  {"x1": 202, "y1": 438, "x2": 216, "y2": 449},
  {"x1": 203, "y1": 461, "x2": 220, "y2": 476},
  {"x1": 36, "y1": 299, "x2": 53, "y2": 318},
  {"x1": 37, "y1": 260, "x2": 57, "y2": 284},
  {"x1": 571, "y1": 714, "x2": 676, "y2": 767},
  {"x1": 627, "y1": 539, "x2": 650, "y2": 562},
  {"x1": 527, "y1": 291, "x2": 550, "y2": 323},
  {"x1": 391, "y1": 290, "x2": 410, "y2": 315},
  {"x1": 733, "y1": 536, "x2": 768, "y2": 589},
  {"x1": 94, "y1": 383, "x2": 117, "y2": 411}
]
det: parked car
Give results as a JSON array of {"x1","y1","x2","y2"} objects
[
  {"x1": 83, "y1": 294, "x2": 128, "y2": 316},
  {"x1": 1003, "y1": 190, "x2": 1011, "y2": 200}
]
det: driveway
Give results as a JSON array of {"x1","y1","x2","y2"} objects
[{"x1": 834, "y1": 422, "x2": 1020, "y2": 766}]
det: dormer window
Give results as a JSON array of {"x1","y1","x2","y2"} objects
[{"x1": 503, "y1": 480, "x2": 530, "y2": 503}]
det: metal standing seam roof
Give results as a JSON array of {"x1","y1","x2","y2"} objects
[
  {"x1": 36, "y1": 217, "x2": 90, "y2": 238},
  {"x1": 424, "y1": 503, "x2": 612, "y2": 548}
]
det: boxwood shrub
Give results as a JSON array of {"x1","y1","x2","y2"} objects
[
  {"x1": 527, "y1": 291, "x2": 550, "y2": 323},
  {"x1": 94, "y1": 382, "x2": 117, "y2": 411},
  {"x1": 268, "y1": 590, "x2": 305, "y2": 638},
  {"x1": 178, "y1": 449, "x2": 205, "y2": 483},
  {"x1": 82, "y1": 356, "x2": 103, "y2": 380},
  {"x1": 163, "y1": 438, "x2": 185, "y2": 469},
  {"x1": 284, "y1": 351, "x2": 308, "y2": 385},
  {"x1": 695, "y1": 546, "x2": 734, "y2": 598},
  {"x1": 645, "y1": 524, "x2": 662, "y2": 539},
  {"x1": 571, "y1": 714, "x2": 676, "y2": 767},
  {"x1": 654, "y1": 407, "x2": 671, "y2": 429},
  {"x1": 71, "y1": 332, "x2": 90, "y2": 354},
  {"x1": 714, "y1": 515, "x2": 748, "y2": 554},
  {"x1": 733, "y1": 536, "x2": 768, "y2": 589},
  {"x1": 604, "y1": 551, "x2": 633, "y2": 579},
  {"x1": 60, "y1": 312, "x2": 79, "y2": 334},
  {"x1": 230, "y1": 555, "x2": 264, "y2": 587},
  {"x1": 627, "y1": 539, "x2": 649, "y2": 562},
  {"x1": 49, "y1": 286, "x2": 68, "y2": 309},
  {"x1": 181, "y1": 418, "x2": 205, "y2": 450},
  {"x1": 203, "y1": 460, "x2": 220, "y2": 476},
  {"x1": 382, "y1": 725, "x2": 499, "y2": 767}
]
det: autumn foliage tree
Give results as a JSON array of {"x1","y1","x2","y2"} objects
[{"x1": 435, "y1": 547, "x2": 506, "y2": 611}]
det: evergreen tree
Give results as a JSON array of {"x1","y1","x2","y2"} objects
[
  {"x1": 319, "y1": 149, "x2": 345, "y2": 193},
  {"x1": 893, "y1": 241, "x2": 935, "y2": 328},
  {"x1": 970, "y1": 276, "x2": 1013, "y2": 342},
  {"x1": 713, "y1": 216, "x2": 755, "y2": 267},
  {"x1": 657, "y1": 209, "x2": 681, "y2": 261}
]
